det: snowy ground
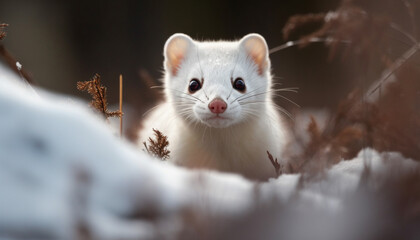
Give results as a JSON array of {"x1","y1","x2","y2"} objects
[{"x1": 1, "y1": 64, "x2": 419, "y2": 240}]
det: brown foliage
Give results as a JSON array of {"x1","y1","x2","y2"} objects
[
  {"x1": 283, "y1": 1, "x2": 391, "y2": 60},
  {"x1": 368, "y1": 66, "x2": 420, "y2": 159},
  {"x1": 0, "y1": 23, "x2": 8, "y2": 40},
  {"x1": 280, "y1": 0, "x2": 420, "y2": 176},
  {"x1": 143, "y1": 129, "x2": 170, "y2": 160},
  {"x1": 77, "y1": 73, "x2": 122, "y2": 119},
  {"x1": 286, "y1": 64, "x2": 420, "y2": 175}
]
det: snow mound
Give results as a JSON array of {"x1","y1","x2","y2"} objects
[{"x1": 0, "y1": 65, "x2": 419, "y2": 239}]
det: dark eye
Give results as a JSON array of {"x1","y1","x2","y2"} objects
[
  {"x1": 233, "y1": 78, "x2": 246, "y2": 92},
  {"x1": 188, "y1": 78, "x2": 201, "y2": 93}
]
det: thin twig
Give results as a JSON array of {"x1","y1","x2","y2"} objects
[
  {"x1": 269, "y1": 37, "x2": 350, "y2": 55},
  {"x1": 367, "y1": 42, "x2": 420, "y2": 97},
  {"x1": 400, "y1": 0, "x2": 418, "y2": 40},
  {"x1": 390, "y1": 22, "x2": 417, "y2": 44}
]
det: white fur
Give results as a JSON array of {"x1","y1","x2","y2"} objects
[{"x1": 138, "y1": 33, "x2": 289, "y2": 180}]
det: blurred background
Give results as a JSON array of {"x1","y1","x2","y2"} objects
[{"x1": 0, "y1": 0, "x2": 417, "y2": 137}]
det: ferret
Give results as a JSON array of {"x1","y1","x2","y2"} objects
[{"x1": 138, "y1": 33, "x2": 289, "y2": 180}]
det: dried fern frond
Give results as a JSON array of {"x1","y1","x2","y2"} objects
[
  {"x1": 143, "y1": 129, "x2": 170, "y2": 160},
  {"x1": 77, "y1": 73, "x2": 122, "y2": 119},
  {"x1": 0, "y1": 23, "x2": 8, "y2": 40}
]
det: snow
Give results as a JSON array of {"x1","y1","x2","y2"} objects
[{"x1": 0, "y1": 64, "x2": 419, "y2": 239}]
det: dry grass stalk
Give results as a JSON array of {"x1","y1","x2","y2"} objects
[
  {"x1": 282, "y1": 13, "x2": 326, "y2": 40},
  {"x1": 282, "y1": 2, "x2": 391, "y2": 60},
  {"x1": 77, "y1": 73, "x2": 122, "y2": 119},
  {"x1": 0, "y1": 22, "x2": 36, "y2": 85},
  {"x1": 143, "y1": 129, "x2": 170, "y2": 160}
]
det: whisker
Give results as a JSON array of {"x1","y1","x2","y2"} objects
[
  {"x1": 271, "y1": 94, "x2": 300, "y2": 108},
  {"x1": 242, "y1": 109, "x2": 261, "y2": 117},
  {"x1": 173, "y1": 95, "x2": 198, "y2": 103},
  {"x1": 226, "y1": 85, "x2": 234, "y2": 100},
  {"x1": 273, "y1": 87, "x2": 299, "y2": 91},
  {"x1": 195, "y1": 49, "x2": 210, "y2": 101},
  {"x1": 272, "y1": 106, "x2": 294, "y2": 120},
  {"x1": 202, "y1": 88, "x2": 210, "y2": 100},
  {"x1": 240, "y1": 94, "x2": 301, "y2": 108},
  {"x1": 151, "y1": 86, "x2": 205, "y2": 103},
  {"x1": 142, "y1": 103, "x2": 164, "y2": 117},
  {"x1": 230, "y1": 85, "x2": 269, "y2": 104},
  {"x1": 229, "y1": 79, "x2": 285, "y2": 104},
  {"x1": 142, "y1": 100, "x2": 195, "y2": 117},
  {"x1": 202, "y1": 126, "x2": 208, "y2": 143},
  {"x1": 150, "y1": 85, "x2": 164, "y2": 89},
  {"x1": 236, "y1": 88, "x2": 298, "y2": 102},
  {"x1": 177, "y1": 109, "x2": 194, "y2": 116},
  {"x1": 241, "y1": 101, "x2": 294, "y2": 120}
]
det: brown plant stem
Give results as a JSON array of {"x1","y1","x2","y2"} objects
[
  {"x1": 0, "y1": 44, "x2": 36, "y2": 85},
  {"x1": 267, "y1": 151, "x2": 281, "y2": 177},
  {"x1": 367, "y1": 42, "x2": 420, "y2": 98}
]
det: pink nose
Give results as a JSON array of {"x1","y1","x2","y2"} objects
[{"x1": 208, "y1": 98, "x2": 227, "y2": 114}]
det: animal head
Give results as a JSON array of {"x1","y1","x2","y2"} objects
[{"x1": 163, "y1": 33, "x2": 272, "y2": 128}]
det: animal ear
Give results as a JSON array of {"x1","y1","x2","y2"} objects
[
  {"x1": 239, "y1": 34, "x2": 269, "y2": 75},
  {"x1": 164, "y1": 33, "x2": 194, "y2": 76}
]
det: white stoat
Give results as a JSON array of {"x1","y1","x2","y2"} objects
[{"x1": 138, "y1": 33, "x2": 289, "y2": 180}]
